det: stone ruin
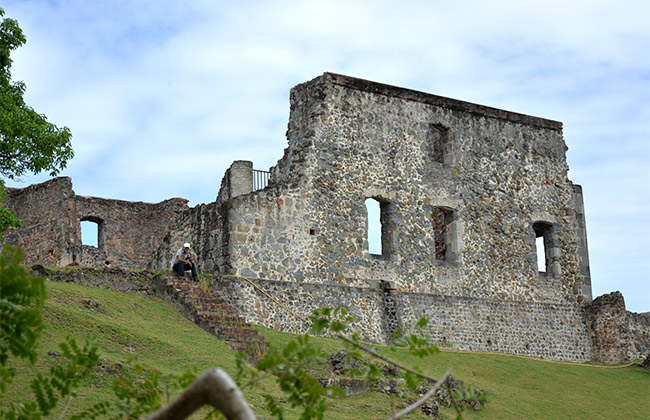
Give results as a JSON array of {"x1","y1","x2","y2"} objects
[{"x1": 4, "y1": 73, "x2": 648, "y2": 363}]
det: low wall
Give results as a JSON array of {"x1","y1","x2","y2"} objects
[
  {"x1": 31, "y1": 265, "x2": 159, "y2": 295},
  {"x1": 213, "y1": 276, "x2": 594, "y2": 362}
]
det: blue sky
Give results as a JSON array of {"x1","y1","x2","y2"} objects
[{"x1": 2, "y1": 0, "x2": 649, "y2": 312}]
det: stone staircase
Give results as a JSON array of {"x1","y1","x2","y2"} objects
[{"x1": 154, "y1": 274, "x2": 269, "y2": 361}]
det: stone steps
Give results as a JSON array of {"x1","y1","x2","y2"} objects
[{"x1": 154, "y1": 274, "x2": 269, "y2": 361}]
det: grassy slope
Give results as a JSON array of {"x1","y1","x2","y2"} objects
[{"x1": 2, "y1": 281, "x2": 648, "y2": 419}]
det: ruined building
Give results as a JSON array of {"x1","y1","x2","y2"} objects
[{"x1": 4, "y1": 73, "x2": 648, "y2": 363}]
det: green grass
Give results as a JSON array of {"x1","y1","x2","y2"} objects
[{"x1": 2, "y1": 280, "x2": 648, "y2": 419}]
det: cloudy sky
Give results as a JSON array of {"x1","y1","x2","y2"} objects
[{"x1": 2, "y1": 0, "x2": 648, "y2": 312}]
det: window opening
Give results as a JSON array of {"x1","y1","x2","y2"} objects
[
  {"x1": 533, "y1": 222, "x2": 554, "y2": 275},
  {"x1": 365, "y1": 198, "x2": 395, "y2": 258},
  {"x1": 366, "y1": 198, "x2": 382, "y2": 255},
  {"x1": 432, "y1": 206, "x2": 453, "y2": 261},
  {"x1": 429, "y1": 124, "x2": 450, "y2": 164},
  {"x1": 81, "y1": 220, "x2": 99, "y2": 248},
  {"x1": 535, "y1": 236, "x2": 546, "y2": 272},
  {"x1": 80, "y1": 216, "x2": 104, "y2": 250}
]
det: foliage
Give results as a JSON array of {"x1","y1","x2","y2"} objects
[
  {"x1": 0, "y1": 182, "x2": 21, "y2": 235},
  {"x1": 111, "y1": 360, "x2": 198, "y2": 419},
  {"x1": 237, "y1": 333, "x2": 332, "y2": 420},
  {"x1": 230, "y1": 306, "x2": 480, "y2": 420},
  {"x1": 0, "y1": 246, "x2": 45, "y2": 392},
  {"x1": 0, "y1": 8, "x2": 73, "y2": 235}
]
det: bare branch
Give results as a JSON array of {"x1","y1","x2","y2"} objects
[
  {"x1": 335, "y1": 333, "x2": 439, "y2": 382},
  {"x1": 56, "y1": 395, "x2": 73, "y2": 420},
  {"x1": 147, "y1": 368, "x2": 256, "y2": 420},
  {"x1": 385, "y1": 369, "x2": 451, "y2": 420}
]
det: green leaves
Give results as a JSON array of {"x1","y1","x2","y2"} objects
[
  {"x1": 309, "y1": 307, "x2": 354, "y2": 335},
  {"x1": 0, "y1": 336, "x2": 102, "y2": 419},
  {"x1": 0, "y1": 8, "x2": 73, "y2": 237},
  {"x1": 30, "y1": 337, "x2": 100, "y2": 416},
  {"x1": 393, "y1": 317, "x2": 440, "y2": 358},
  {"x1": 0, "y1": 8, "x2": 26, "y2": 76},
  {"x1": 250, "y1": 333, "x2": 329, "y2": 420},
  {"x1": 0, "y1": 245, "x2": 46, "y2": 386},
  {"x1": 0, "y1": 8, "x2": 73, "y2": 181}
]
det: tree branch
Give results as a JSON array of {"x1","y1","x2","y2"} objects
[
  {"x1": 335, "y1": 333, "x2": 439, "y2": 382},
  {"x1": 385, "y1": 369, "x2": 451, "y2": 420},
  {"x1": 146, "y1": 368, "x2": 256, "y2": 420}
]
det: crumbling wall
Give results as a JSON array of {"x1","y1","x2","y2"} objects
[
  {"x1": 75, "y1": 195, "x2": 188, "y2": 269},
  {"x1": 627, "y1": 311, "x2": 650, "y2": 360},
  {"x1": 586, "y1": 292, "x2": 635, "y2": 364},
  {"x1": 5, "y1": 73, "x2": 628, "y2": 364},
  {"x1": 3, "y1": 177, "x2": 188, "y2": 269},
  {"x1": 3, "y1": 177, "x2": 78, "y2": 266}
]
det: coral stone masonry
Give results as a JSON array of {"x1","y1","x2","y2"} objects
[{"x1": 4, "y1": 73, "x2": 647, "y2": 363}]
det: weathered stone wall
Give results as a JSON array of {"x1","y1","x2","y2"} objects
[
  {"x1": 585, "y1": 292, "x2": 635, "y2": 364},
  {"x1": 628, "y1": 311, "x2": 650, "y2": 360},
  {"x1": 4, "y1": 177, "x2": 78, "y2": 266},
  {"x1": 75, "y1": 195, "x2": 188, "y2": 269},
  {"x1": 398, "y1": 293, "x2": 592, "y2": 361},
  {"x1": 149, "y1": 201, "x2": 226, "y2": 273},
  {"x1": 30, "y1": 265, "x2": 158, "y2": 295},
  {"x1": 225, "y1": 73, "x2": 590, "y2": 306},
  {"x1": 213, "y1": 275, "x2": 593, "y2": 362},
  {"x1": 3, "y1": 178, "x2": 188, "y2": 269}
]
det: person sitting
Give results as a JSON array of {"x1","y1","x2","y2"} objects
[{"x1": 172, "y1": 242, "x2": 198, "y2": 280}]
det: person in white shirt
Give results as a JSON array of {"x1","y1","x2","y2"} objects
[{"x1": 172, "y1": 242, "x2": 198, "y2": 280}]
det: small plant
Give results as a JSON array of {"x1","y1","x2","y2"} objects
[{"x1": 198, "y1": 274, "x2": 212, "y2": 293}]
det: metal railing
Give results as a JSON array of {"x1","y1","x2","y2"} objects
[{"x1": 252, "y1": 169, "x2": 270, "y2": 191}]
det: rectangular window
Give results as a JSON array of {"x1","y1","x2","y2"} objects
[
  {"x1": 366, "y1": 198, "x2": 396, "y2": 259},
  {"x1": 533, "y1": 222, "x2": 558, "y2": 277},
  {"x1": 428, "y1": 124, "x2": 450, "y2": 164},
  {"x1": 432, "y1": 206, "x2": 454, "y2": 261}
]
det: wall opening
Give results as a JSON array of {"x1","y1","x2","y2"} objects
[
  {"x1": 432, "y1": 206, "x2": 454, "y2": 262},
  {"x1": 535, "y1": 236, "x2": 546, "y2": 272},
  {"x1": 533, "y1": 221, "x2": 556, "y2": 275},
  {"x1": 366, "y1": 198, "x2": 382, "y2": 255},
  {"x1": 80, "y1": 217, "x2": 104, "y2": 249},
  {"x1": 428, "y1": 124, "x2": 450, "y2": 164},
  {"x1": 365, "y1": 198, "x2": 395, "y2": 259}
]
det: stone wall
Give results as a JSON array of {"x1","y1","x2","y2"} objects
[
  {"x1": 3, "y1": 178, "x2": 188, "y2": 269},
  {"x1": 30, "y1": 265, "x2": 157, "y2": 295},
  {"x1": 223, "y1": 73, "x2": 591, "y2": 306},
  {"x1": 213, "y1": 275, "x2": 593, "y2": 362},
  {"x1": 585, "y1": 292, "x2": 635, "y2": 364},
  {"x1": 75, "y1": 195, "x2": 188, "y2": 269},
  {"x1": 628, "y1": 311, "x2": 650, "y2": 360},
  {"x1": 4, "y1": 177, "x2": 78, "y2": 266}
]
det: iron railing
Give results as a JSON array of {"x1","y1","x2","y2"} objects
[{"x1": 252, "y1": 169, "x2": 270, "y2": 191}]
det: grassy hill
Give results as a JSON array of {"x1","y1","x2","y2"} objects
[{"x1": 2, "y1": 280, "x2": 648, "y2": 419}]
